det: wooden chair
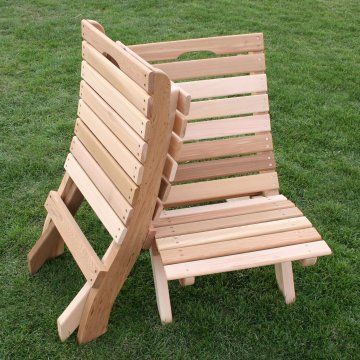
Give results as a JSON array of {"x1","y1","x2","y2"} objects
[
  {"x1": 128, "y1": 33, "x2": 332, "y2": 323},
  {"x1": 27, "y1": 20, "x2": 178, "y2": 343}
]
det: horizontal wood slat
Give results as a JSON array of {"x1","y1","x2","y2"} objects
[
  {"x1": 164, "y1": 172, "x2": 279, "y2": 207},
  {"x1": 163, "y1": 155, "x2": 178, "y2": 181},
  {"x1": 82, "y1": 19, "x2": 154, "y2": 92},
  {"x1": 175, "y1": 152, "x2": 275, "y2": 182},
  {"x1": 65, "y1": 154, "x2": 127, "y2": 243},
  {"x1": 74, "y1": 119, "x2": 138, "y2": 203},
  {"x1": 70, "y1": 136, "x2": 133, "y2": 224},
  {"x1": 45, "y1": 191, "x2": 106, "y2": 284},
  {"x1": 155, "y1": 53, "x2": 265, "y2": 81},
  {"x1": 184, "y1": 114, "x2": 270, "y2": 141},
  {"x1": 82, "y1": 41, "x2": 151, "y2": 115},
  {"x1": 129, "y1": 33, "x2": 264, "y2": 61},
  {"x1": 81, "y1": 61, "x2": 150, "y2": 138},
  {"x1": 179, "y1": 133, "x2": 273, "y2": 162},
  {"x1": 78, "y1": 100, "x2": 144, "y2": 184},
  {"x1": 160, "y1": 227, "x2": 321, "y2": 265},
  {"x1": 156, "y1": 207, "x2": 302, "y2": 238},
  {"x1": 179, "y1": 74, "x2": 267, "y2": 99},
  {"x1": 164, "y1": 241, "x2": 332, "y2": 280},
  {"x1": 80, "y1": 81, "x2": 147, "y2": 161},
  {"x1": 157, "y1": 216, "x2": 312, "y2": 250},
  {"x1": 187, "y1": 94, "x2": 269, "y2": 121},
  {"x1": 155, "y1": 195, "x2": 291, "y2": 227}
]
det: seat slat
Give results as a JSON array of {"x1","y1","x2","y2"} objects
[
  {"x1": 155, "y1": 53, "x2": 265, "y2": 81},
  {"x1": 164, "y1": 241, "x2": 332, "y2": 280},
  {"x1": 164, "y1": 172, "x2": 279, "y2": 207},
  {"x1": 174, "y1": 152, "x2": 275, "y2": 182},
  {"x1": 179, "y1": 74, "x2": 267, "y2": 100},
  {"x1": 81, "y1": 61, "x2": 149, "y2": 138},
  {"x1": 155, "y1": 195, "x2": 291, "y2": 226},
  {"x1": 187, "y1": 94, "x2": 269, "y2": 121},
  {"x1": 74, "y1": 119, "x2": 138, "y2": 203},
  {"x1": 160, "y1": 227, "x2": 321, "y2": 265},
  {"x1": 70, "y1": 136, "x2": 133, "y2": 224},
  {"x1": 156, "y1": 207, "x2": 302, "y2": 238},
  {"x1": 184, "y1": 114, "x2": 270, "y2": 141},
  {"x1": 82, "y1": 41, "x2": 151, "y2": 115},
  {"x1": 179, "y1": 133, "x2": 273, "y2": 162},
  {"x1": 129, "y1": 33, "x2": 264, "y2": 62},
  {"x1": 82, "y1": 19, "x2": 153, "y2": 92},
  {"x1": 78, "y1": 100, "x2": 143, "y2": 184},
  {"x1": 65, "y1": 154, "x2": 127, "y2": 243},
  {"x1": 157, "y1": 216, "x2": 312, "y2": 250},
  {"x1": 80, "y1": 81, "x2": 147, "y2": 162}
]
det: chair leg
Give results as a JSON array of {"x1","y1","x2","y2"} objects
[
  {"x1": 150, "y1": 244, "x2": 173, "y2": 324},
  {"x1": 299, "y1": 257, "x2": 317, "y2": 267},
  {"x1": 179, "y1": 277, "x2": 195, "y2": 286},
  {"x1": 27, "y1": 173, "x2": 83, "y2": 274},
  {"x1": 275, "y1": 261, "x2": 296, "y2": 304}
]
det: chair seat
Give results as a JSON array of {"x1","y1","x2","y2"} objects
[{"x1": 154, "y1": 195, "x2": 331, "y2": 279}]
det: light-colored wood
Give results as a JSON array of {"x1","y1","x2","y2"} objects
[
  {"x1": 70, "y1": 136, "x2": 133, "y2": 224},
  {"x1": 45, "y1": 191, "x2": 106, "y2": 284},
  {"x1": 174, "y1": 152, "x2": 275, "y2": 182},
  {"x1": 178, "y1": 133, "x2": 273, "y2": 162},
  {"x1": 156, "y1": 53, "x2": 265, "y2": 81},
  {"x1": 164, "y1": 172, "x2": 279, "y2": 207},
  {"x1": 65, "y1": 154, "x2": 127, "y2": 243},
  {"x1": 81, "y1": 61, "x2": 150, "y2": 138},
  {"x1": 82, "y1": 41, "x2": 151, "y2": 115},
  {"x1": 129, "y1": 33, "x2": 264, "y2": 61},
  {"x1": 187, "y1": 94, "x2": 269, "y2": 121},
  {"x1": 156, "y1": 207, "x2": 302, "y2": 238},
  {"x1": 275, "y1": 262, "x2": 296, "y2": 304},
  {"x1": 184, "y1": 114, "x2": 270, "y2": 141},
  {"x1": 157, "y1": 217, "x2": 315, "y2": 251},
  {"x1": 163, "y1": 154, "x2": 178, "y2": 181},
  {"x1": 159, "y1": 227, "x2": 321, "y2": 265},
  {"x1": 82, "y1": 19, "x2": 154, "y2": 92},
  {"x1": 179, "y1": 74, "x2": 267, "y2": 99},
  {"x1": 155, "y1": 195, "x2": 290, "y2": 227},
  {"x1": 80, "y1": 81, "x2": 147, "y2": 161},
  {"x1": 150, "y1": 244, "x2": 172, "y2": 324},
  {"x1": 164, "y1": 241, "x2": 332, "y2": 280},
  {"x1": 298, "y1": 257, "x2": 318, "y2": 266},
  {"x1": 74, "y1": 119, "x2": 138, "y2": 203},
  {"x1": 179, "y1": 277, "x2": 195, "y2": 286},
  {"x1": 78, "y1": 100, "x2": 144, "y2": 184},
  {"x1": 168, "y1": 132, "x2": 183, "y2": 161},
  {"x1": 173, "y1": 111, "x2": 187, "y2": 137}
]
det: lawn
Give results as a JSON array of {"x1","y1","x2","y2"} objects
[{"x1": 1, "y1": 0, "x2": 359, "y2": 358}]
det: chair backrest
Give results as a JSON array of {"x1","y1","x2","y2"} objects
[
  {"x1": 67, "y1": 20, "x2": 176, "y2": 246},
  {"x1": 130, "y1": 33, "x2": 279, "y2": 209}
]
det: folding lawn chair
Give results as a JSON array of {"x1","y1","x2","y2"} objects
[{"x1": 128, "y1": 32, "x2": 332, "y2": 323}]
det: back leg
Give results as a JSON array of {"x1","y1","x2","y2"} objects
[{"x1": 275, "y1": 261, "x2": 296, "y2": 304}]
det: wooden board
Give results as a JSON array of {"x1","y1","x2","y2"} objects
[
  {"x1": 178, "y1": 133, "x2": 273, "y2": 162},
  {"x1": 155, "y1": 53, "x2": 265, "y2": 81},
  {"x1": 74, "y1": 119, "x2": 138, "y2": 203},
  {"x1": 160, "y1": 227, "x2": 322, "y2": 265},
  {"x1": 164, "y1": 172, "x2": 279, "y2": 206},
  {"x1": 174, "y1": 152, "x2": 275, "y2": 182},
  {"x1": 179, "y1": 74, "x2": 267, "y2": 99},
  {"x1": 80, "y1": 81, "x2": 147, "y2": 161},
  {"x1": 82, "y1": 41, "x2": 151, "y2": 115},
  {"x1": 155, "y1": 207, "x2": 302, "y2": 238},
  {"x1": 187, "y1": 94, "x2": 269, "y2": 121},
  {"x1": 81, "y1": 19, "x2": 154, "y2": 92},
  {"x1": 164, "y1": 241, "x2": 332, "y2": 280},
  {"x1": 81, "y1": 61, "x2": 149, "y2": 138},
  {"x1": 129, "y1": 33, "x2": 264, "y2": 61},
  {"x1": 70, "y1": 136, "x2": 133, "y2": 224},
  {"x1": 184, "y1": 114, "x2": 270, "y2": 141},
  {"x1": 65, "y1": 154, "x2": 127, "y2": 243},
  {"x1": 78, "y1": 100, "x2": 144, "y2": 184}
]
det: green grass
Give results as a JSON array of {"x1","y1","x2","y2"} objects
[{"x1": 1, "y1": 0, "x2": 359, "y2": 358}]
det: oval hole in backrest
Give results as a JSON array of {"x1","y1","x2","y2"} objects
[
  {"x1": 103, "y1": 52, "x2": 120, "y2": 68},
  {"x1": 176, "y1": 50, "x2": 218, "y2": 61}
]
